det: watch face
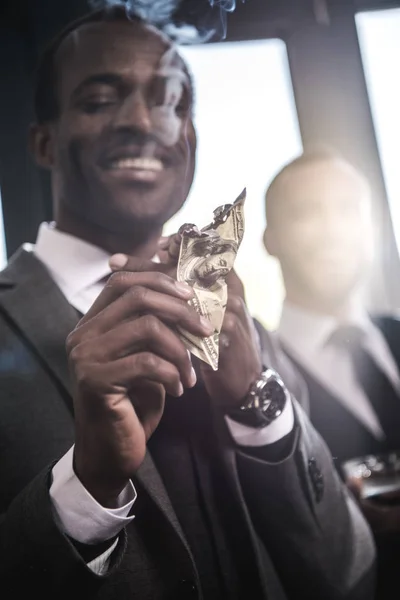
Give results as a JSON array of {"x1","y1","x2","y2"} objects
[
  {"x1": 260, "y1": 377, "x2": 285, "y2": 412},
  {"x1": 228, "y1": 369, "x2": 288, "y2": 428},
  {"x1": 254, "y1": 371, "x2": 287, "y2": 423}
]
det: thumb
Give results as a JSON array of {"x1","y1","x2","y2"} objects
[{"x1": 109, "y1": 253, "x2": 162, "y2": 273}]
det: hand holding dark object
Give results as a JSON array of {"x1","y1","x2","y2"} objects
[
  {"x1": 347, "y1": 476, "x2": 400, "y2": 533},
  {"x1": 66, "y1": 262, "x2": 213, "y2": 507}
]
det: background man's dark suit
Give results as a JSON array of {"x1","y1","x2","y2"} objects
[
  {"x1": 0, "y1": 249, "x2": 375, "y2": 599},
  {"x1": 283, "y1": 316, "x2": 400, "y2": 469},
  {"x1": 283, "y1": 316, "x2": 400, "y2": 600}
]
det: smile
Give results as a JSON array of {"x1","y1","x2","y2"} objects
[
  {"x1": 104, "y1": 156, "x2": 164, "y2": 183},
  {"x1": 108, "y1": 157, "x2": 163, "y2": 171}
]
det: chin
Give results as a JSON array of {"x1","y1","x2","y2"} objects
[
  {"x1": 102, "y1": 201, "x2": 173, "y2": 230},
  {"x1": 122, "y1": 191, "x2": 183, "y2": 222},
  {"x1": 311, "y1": 284, "x2": 355, "y2": 308}
]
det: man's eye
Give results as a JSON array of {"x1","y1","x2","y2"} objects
[{"x1": 82, "y1": 100, "x2": 116, "y2": 114}]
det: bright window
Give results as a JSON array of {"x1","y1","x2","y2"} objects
[
  {"x1": 356, "y1": 9, "x2": 400, "y2": 253},
  {"x1": 164, "y1": 39, "x2": 302, "y2": 329}
]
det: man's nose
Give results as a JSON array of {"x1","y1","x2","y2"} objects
[{"x1": 113, "y1": 91, "x2": 152, "y2": 134}]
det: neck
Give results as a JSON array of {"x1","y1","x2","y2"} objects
[
  {"x1": 55, "y1": 206, "x2": 162, "y2": 259},
  {"x1": 284, "y1": 284, "x2": 354, "y2": 319}
]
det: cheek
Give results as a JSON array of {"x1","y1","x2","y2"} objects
[
  {"x1": 151, "y1": 107, "x2": 182, "y2": 147},
  {"x1": 181, "y1": 119, "x2": 196, "y2": 155},
  {"x1": 62, "y1": 138, "x2": 87, "y2": 178},
  {"x1": 278, "y1": 223, "x2": 316, "y2": 255}
]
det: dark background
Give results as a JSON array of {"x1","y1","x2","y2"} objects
[{"x1": 1, "y1": 0, "x2": 399, "y2": 307}]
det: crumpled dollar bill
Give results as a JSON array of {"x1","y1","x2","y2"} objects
[{"x1": 176, "y1": 188, "x2": 246, "y2": 370}]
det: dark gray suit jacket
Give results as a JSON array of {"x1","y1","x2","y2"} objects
[{"x1": 0, "y1": 249, "x2": 375, "y2": 599}]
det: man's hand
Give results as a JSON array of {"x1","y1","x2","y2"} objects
[
  {"x1": 111, "y1": 242, "x2": 262, "y2": 411},
  {"x1": 347, "y1": 477, "x2": 400, "y2": 533},
  {"x1": 158, "y1": 235, "x2": 261, "y2": 407},
  {"x1": 199, "y1": 290, "x2": 262, "y2": 409},
  {"x1": 66, "y1": 265, "x2": 213, "y2": 507}
]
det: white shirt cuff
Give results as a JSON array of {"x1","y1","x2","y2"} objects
[
  {"x1": 224, "y1": 396, "x2": 294, "y2": 447},
  {"x1": 50, "y1": 446, "x2": 136, "y2": 544}
]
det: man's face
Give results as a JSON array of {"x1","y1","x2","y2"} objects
[
  {"x1": 48, "y1": 20, "x2": 196, "y2": 232},
  {"x1": 268, "y1": 159, "x2": 374, "y2": 307}
]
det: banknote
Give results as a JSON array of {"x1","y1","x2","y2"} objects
[{"x1": 176, "y1": 188, "x2": 246, "y2": 370}]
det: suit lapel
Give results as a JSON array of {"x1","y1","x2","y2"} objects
[
  {"x1": 374, "y1": 316, "x2": 400, "y2": 372},
  {"x1": 135, "y1": 452, "x2": 196, "y2": 564},
  {"x1": 0, "y1": 248, "x2": 80, "y2": 398}
]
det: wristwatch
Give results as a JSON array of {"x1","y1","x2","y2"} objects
[{"x1": 228, "y1": 368, "x2": 289, "y2": 429}]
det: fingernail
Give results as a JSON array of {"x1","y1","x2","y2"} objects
[
  {"x1": 175, "y1": 281, "x2": 193, "y2": 297},
  {"x1": 200, "y1": 316, "x2": 214, "y2": 335},
  {"x1": 109, "y1": 253, "x2": 128, "y2": 270},
  {"x1": 177, "y1": 382, "x2": 184, "y2": 397},
  {"x1": 189, "y1": 366, "x2": 197, "y2": 387}
]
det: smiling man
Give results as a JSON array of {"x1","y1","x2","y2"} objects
[
  {"x1": 0, "y1": 8, "x2": 375, "y2": 600},
  {"x1": 32, "y1": 10, "x2": 195, "y2": 255}
]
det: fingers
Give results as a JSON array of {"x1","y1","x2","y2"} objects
[
  {"x1": 71, "y1": 315, "x2": 197, "y2": 389},
  {"x1": 108, "y1": 253, "x2": 157, "y2": 272},
  {"x1": 157, "y1": 233, "x2": 182, "y2": 264},
  {"x1": 226, "y1": 269, "x2": 246, "y2": 300},
  {"x1": 80, "y1": 270, "x2": 193, "y2": 324},
  {"x1": 67, "y1": 280, "x2": 213, "y2": 395},
  {"x1": 73, "y1": 353, "x2": 188, "y2": 398},
  {"x1": 226, "y1": 295, "x2": 247, "y2": 324},
  {"x1": 74, "y1": 284, "x2": 213, "y2": 342}
]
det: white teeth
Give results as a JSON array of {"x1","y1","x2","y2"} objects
[{"x1": 110, "y1": 157, "x2": 163, "y2": 171}]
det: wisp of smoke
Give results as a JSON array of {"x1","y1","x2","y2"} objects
[{"x1": 88, "y1": 0, "x2": 242, "y2": 43}]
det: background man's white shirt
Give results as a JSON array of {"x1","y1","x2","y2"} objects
[{"x1": 278, "y1": 300, "x2": 400, "y2": 439}]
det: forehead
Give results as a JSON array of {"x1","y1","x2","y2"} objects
[
  {"x1": 56, "y1": 20, "x2": 187, "y2": 96},
  {"x1": 281, "y1": 159, "x2": 370, "y2": 206}
]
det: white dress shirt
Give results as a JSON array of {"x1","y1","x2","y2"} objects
[
  {"x1": 31, "y1": 222, "x2": 294, "y2": 572},
  {"x1": 278, "y1": 300, "x2": 400, "y2": 439}
]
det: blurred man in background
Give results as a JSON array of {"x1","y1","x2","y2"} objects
[{"x1": 263, "y1": 148, "x2": 400, "y2": 597}]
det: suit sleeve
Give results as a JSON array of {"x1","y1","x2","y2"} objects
[
  {"x1": 236, "y1": 322, "x2": 376, "y2": 600},
  {"x1": 0, "y1": 466, "x2": 127, "y2": 597}
]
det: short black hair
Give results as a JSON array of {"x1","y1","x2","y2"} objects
[{"x1": 33, "y1": 6, "x2": 193, "y2": 124}]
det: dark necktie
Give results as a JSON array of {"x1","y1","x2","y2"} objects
[{"x1": 328, "y1": 325, "x2": 400, "y2": 450}]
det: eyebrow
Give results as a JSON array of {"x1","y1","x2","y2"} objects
[{"x1": 71, "y1": 73, "x2": 123, "y2": 100}]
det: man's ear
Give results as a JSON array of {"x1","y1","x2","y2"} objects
[
  {"x1": 263, "y1": 227, "x2": 278, "y2": 257},
  {"x1": 28, "y1": 123, "x2": 55, "y2": 169}
]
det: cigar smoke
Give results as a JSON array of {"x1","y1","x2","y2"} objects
[
  {"x1": 89, "y1": 0, "x2": 241, "y2": 43},
  {"x1": 86, "y1": 1, "x2": 243, "y2": 181}
]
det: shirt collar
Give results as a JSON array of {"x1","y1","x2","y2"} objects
[
  {"x1": 278, "y1": 298, "x2": 372, "y2": 355},
  {"x1": 32, "y1": 222, "x2": 112, "y2": 300}
]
